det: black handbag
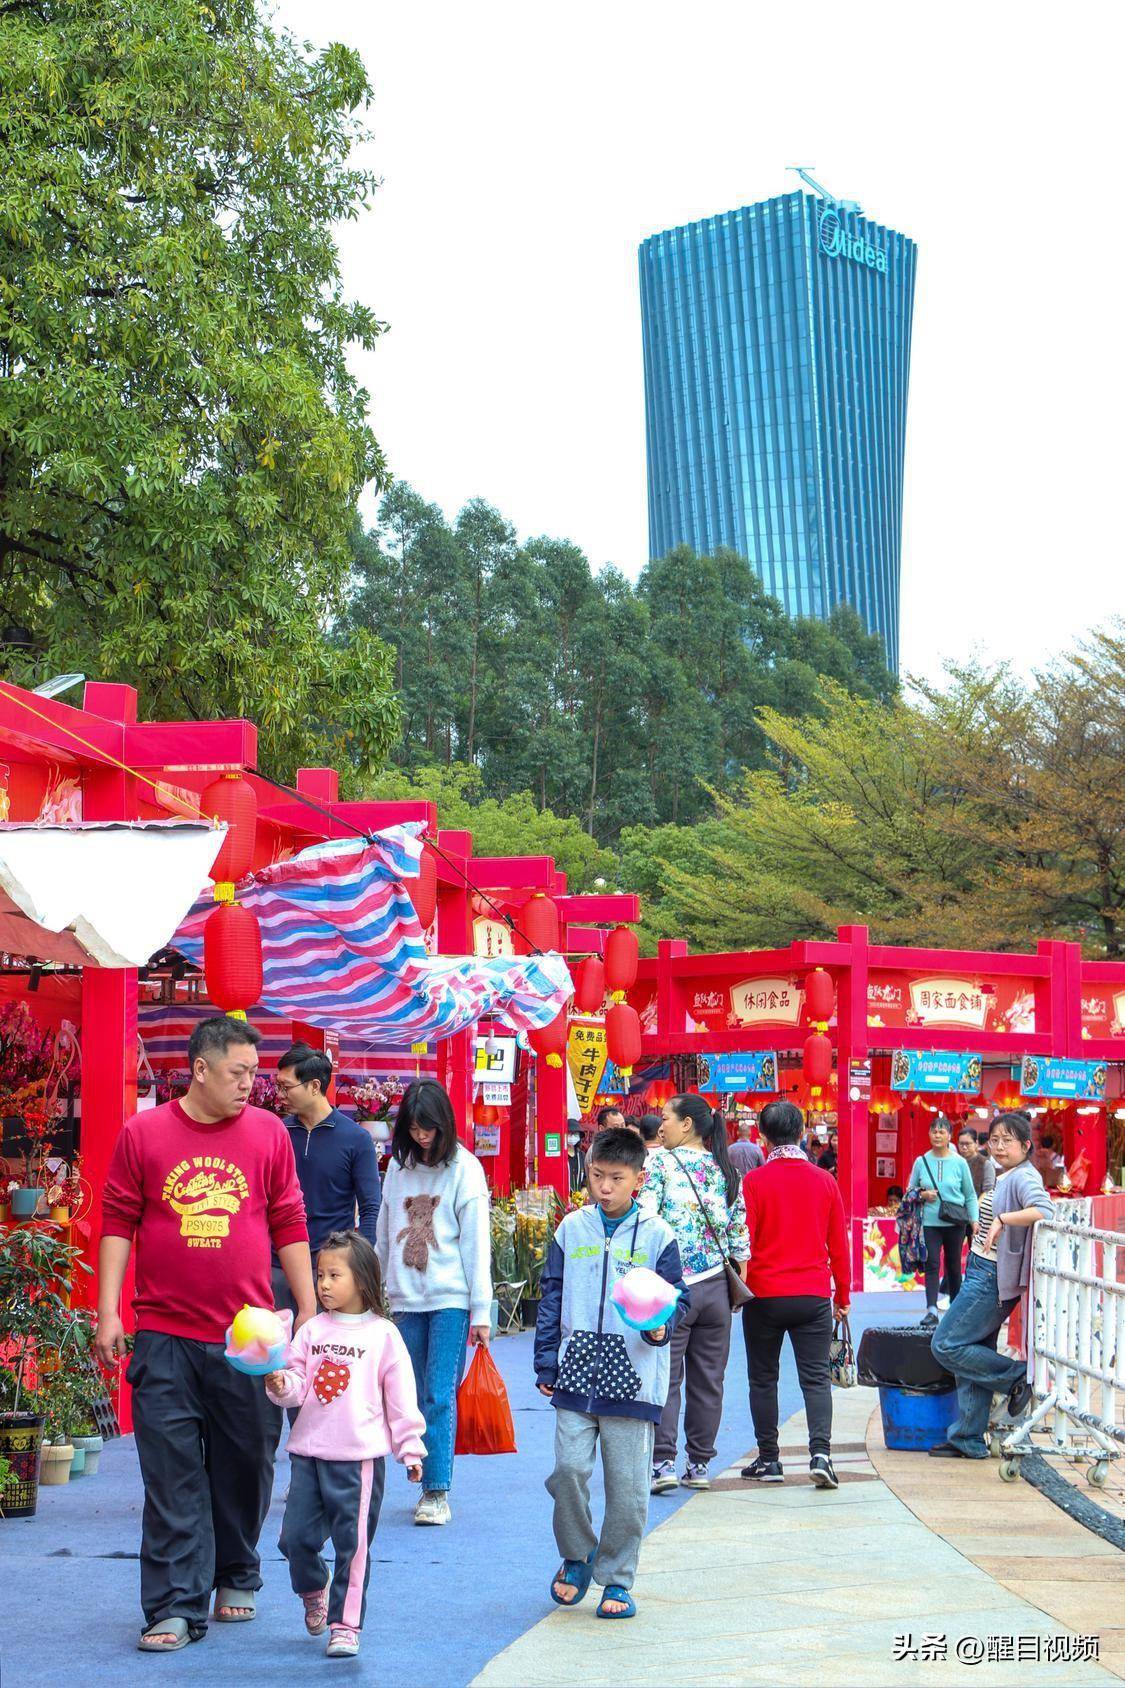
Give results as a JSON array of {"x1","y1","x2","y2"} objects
[
  {"x1": 923, "y1": 1154, "x2": 972, "y2": 1227},
  {"x1": 666, "y1": 1150, "x2": 753, "y2": 1310}
]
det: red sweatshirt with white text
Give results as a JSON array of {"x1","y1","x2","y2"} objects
[{"x1": 100, "y1": 1099, "x2": 308, "y2": 1342}]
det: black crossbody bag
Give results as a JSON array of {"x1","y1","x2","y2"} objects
[{"x1": 923, "y1": 1153, "x2": 972, "y2": 1227}]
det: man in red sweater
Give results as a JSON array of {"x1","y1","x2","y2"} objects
[
  {"x1": 95, "y1": 1016, "x2": 316, "y2": 1652},
  {"x1": 740, "y1": 1100, "x2": 850, "y2": 1490}
]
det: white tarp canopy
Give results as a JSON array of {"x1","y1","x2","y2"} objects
[{"x1": 0, "y1": 822, "x2": 225, "y2": 969}]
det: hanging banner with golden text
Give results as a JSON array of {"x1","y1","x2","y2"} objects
[{"x1": 567, "y1": 1021, "x2": 608, "y2": 1120}]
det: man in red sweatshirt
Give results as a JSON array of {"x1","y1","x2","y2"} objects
[
  {"x1": 95, "y1": 1015, "x2": 316, "y2": 1652},
  {"x1": 739, "y1": 1099, "x2": 850, "y2": 1490}
]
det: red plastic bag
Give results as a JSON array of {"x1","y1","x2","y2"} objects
[{"x1": 454, "y1": 1345, "x2": 517, "y2": 1455}]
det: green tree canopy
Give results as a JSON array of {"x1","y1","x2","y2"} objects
[
  {"x1": 344, "y1": 503, "x2": 898, "y2": 839},
  {"x1": 624, "y1": 624, "x2": 1125, "y2": 957},
  {"x1": 1, "y1": 0, "x2": 398, "y2": 776}
]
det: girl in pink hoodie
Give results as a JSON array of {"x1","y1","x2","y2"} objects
[{"x1": 267, "y1": 1230, "x2": 427, "y2": 1660}]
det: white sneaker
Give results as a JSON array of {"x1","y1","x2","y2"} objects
[
  {"x1": 414, "y1": 1489, "x2": 451, "y2": 1526},
  {"x1": 936, "y1": 1294, "x2": 951, "y2": 1311}
]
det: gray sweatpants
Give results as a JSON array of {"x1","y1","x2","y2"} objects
[
  {"x1": 654, "y1": 1270, "x2": 732, "y2": 1466},
  {"x1": 546, "y1": 1409, "x2": 655, "y2": 1590},
  {"x1": 280, "y1": 1454, "x2": 386, "y2": 1631}
]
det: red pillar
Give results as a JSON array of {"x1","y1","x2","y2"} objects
[
  {"x1": 436, "y1": 830, "x2": 473, "y2": 1143},
  {"x1": 78, "y1": 683, "x2": 139, "y2": 1427},
  {"x1": 533, "y1": 1054, "x2": 569, "y2": 1201},
  {"x1": 835, "y1": 925, "x2": 869, "y2": 1292}
]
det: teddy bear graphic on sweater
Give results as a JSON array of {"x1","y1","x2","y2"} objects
[{"x1": 397, "y1": 1194, "x2": 441, "y2": 1272}]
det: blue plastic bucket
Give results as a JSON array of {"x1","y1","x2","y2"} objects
[{"x1": 878, "y1": 1385, "x2": 958, "y2": 1451}]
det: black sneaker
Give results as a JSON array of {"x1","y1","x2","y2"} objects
[
  {"x1": 927, "y1": 1441, "x2": 967, "y2": 1458},
  {"x1": 809, "y1": 1454, "x2": 838, "y2": 1489},
  {"x1": 920, "y1": 1309, "x2": 939, "y2": 1328},
  {"x1": 1007, "y1": 1379, "x2": 1032, "y2": 1418},
  {"x1": 740, "y1": 1456, "x2": 784, "y2": 1483}
]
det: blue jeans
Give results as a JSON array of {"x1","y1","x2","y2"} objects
[
  {"x1": 930, "y1": 1253, "x2": 1022, "y2": 1457},
  {"x1": 394, "y1": 1309, "x2": 470, "y2": 1492}
]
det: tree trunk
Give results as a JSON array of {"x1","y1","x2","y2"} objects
[{"x1": 466, "y1": 568, "x2": 481, "y2": 762}]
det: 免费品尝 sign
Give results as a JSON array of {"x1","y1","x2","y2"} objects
[
  {"x1": 1019, "y1": 1056, "x2": 1107, "y2": 1101},
  {"x1": 891, "y1": 1049, "x2": 983, "y2": 1094}
]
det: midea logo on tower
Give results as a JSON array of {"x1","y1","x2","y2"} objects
[{"x1": 818, "y1": 207, "x2": 888, "y2": 274}]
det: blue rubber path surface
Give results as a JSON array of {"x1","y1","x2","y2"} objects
[{"x1": 0, "y1": 1291, "x2": 924, "y2": 1686}]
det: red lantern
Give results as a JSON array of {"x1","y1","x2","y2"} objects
[
  {"x1": 408, "y1": 846, "x2": 438, "y2": 929},
  {"x1": 573, "y1": 955, "x2": 606, "y2": 1015},
  {"x1": 993, "y1": 1077, "x2": 1023, "y2": 1109},
  {"x1": 473, "y1": 1100, "x2": 499, "y2": 1127},
  {"x1": 203, "y1": 901, "x2": 263, "y2": 1014},
  {"x1": 604, "y1": 925, "x2": 639, "y2": 994},
  {"x1": 521, "y1": 893, "x2": 560, "y2": 954},
  {"x1": 646, "y1": 1077, "x2": 675, "y2": 1106},
  {"x1": 529, "y1": 1008, "x2": 568, "y2": 1068},
  {"x1": 605, "y1": 1002, "x2": 642, "y2": 1071},
  {"x1": 802, "y1": 1031, "x2": 832, "y2": 1090},
  {"x1": 869, "y1": 1085, "x2": 896, "y2": 1116},
  {"x1": 804, "y1": 968, "x2": 834, "y2": 1027},
  {"x1": 201, "y1": 773, "x2": 258, "y2": 886}
]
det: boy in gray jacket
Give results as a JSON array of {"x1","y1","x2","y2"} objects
[{"x1": 535, "y1": 1127, "x2": 686, "y2": 1619}]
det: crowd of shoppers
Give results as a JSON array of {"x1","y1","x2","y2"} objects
[{"x1": 97, "y1": 1022, "x2": 1048, "y2": 1645}]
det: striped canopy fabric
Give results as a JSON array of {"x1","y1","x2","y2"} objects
[{"x1": 173, "y1": 828, "x2": 572, "y2": 1049}]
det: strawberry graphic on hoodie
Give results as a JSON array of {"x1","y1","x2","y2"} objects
[{"x1": 313, "y1": 1358, "x2": 351, "y2": 1406}]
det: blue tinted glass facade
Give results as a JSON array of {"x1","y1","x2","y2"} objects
[{"x1": 639, "y1": 192, "x2": 916, "y2": 670}]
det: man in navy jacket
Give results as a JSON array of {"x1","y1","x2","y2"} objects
[{"x1": 271, "y1": 1043, "x2": 381, "y2": 1314}]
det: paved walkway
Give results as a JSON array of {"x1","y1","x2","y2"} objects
[
  {"x1": 476, "y1": 1389, "x2": 1125, "y2": 1688},
  {"x1": 4, "y1": 1295, "x2": 1123, "y2": 1686}
]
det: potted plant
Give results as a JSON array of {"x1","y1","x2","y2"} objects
[
  {"x1": 37, "y1": 1370, "x2": 77, "y2": 1483},
  {"x1": 0, "y1": 1224, "x2": 93, "y2": 1513},
  {"x1": 71, "y1": 1417, "x2": 105, "y2": 1478}
]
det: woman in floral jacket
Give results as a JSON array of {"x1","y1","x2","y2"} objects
[{"x1": 641, "y1": 1095, "x2": 750, "y2": 1494}]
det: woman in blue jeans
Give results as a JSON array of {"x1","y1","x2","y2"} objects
[
  {"x1": 376, "y1": 1081, "x2": 492, "y2": 1524},
  {"x1": 928, "y1": 1112, "x2": 1053, "y2": 1459}
]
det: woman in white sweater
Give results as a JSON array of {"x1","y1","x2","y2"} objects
[{"x1": 376, "y1": 1079, "x2": 492, "y2": 1527}]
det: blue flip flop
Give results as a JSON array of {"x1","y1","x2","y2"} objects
[
  {"x1": 596, "y1": 1585, "x2": 636, "y2": 1620},
  {"x1": 550, "y1": 1552, "x2": 596, "y2": 1608}
]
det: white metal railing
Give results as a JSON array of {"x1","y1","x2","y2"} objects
[{"x1": 1000, "y1": 1218, "x2": 1125, "y2": 1487}]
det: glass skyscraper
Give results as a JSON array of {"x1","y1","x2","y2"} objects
[{"x1": 639, "y1": 189, "x2": 917, "y2": 670}]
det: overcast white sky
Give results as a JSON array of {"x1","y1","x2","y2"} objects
[{"x1": 274, "y1": 0, "x2": 1122, "y2": 682}]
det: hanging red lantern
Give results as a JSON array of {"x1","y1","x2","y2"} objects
[
  {"x1": 201, "y1": 773, "x2": 258, "y2": 887},
  {"x1": 646, "y1": 1077, "x2": 675, "y2": 1106},
  {"x1": 529, "y1": 1007, "x2": 568, "y2": 1068},
  {"x1": 802, "y1": 1031, "x2": 832, "y2": 1090},
  {"x1": 521, "y1": 893, "x2": 560, "y2": 954},
  {"x1": 869, "y1": 1085, "x2": 897, "y2": 1116},
  {"x1": 604, "y1": 925, "x2": 639, "y2": 994},
  {"x1": 993, "y1": 1077, "x2": 1023, "y2": 1109},
  {"x1": 605, "y1": 1001, "x2": 642, "y2": 1072},
  {"x1": 203, "y1": 901, "x2": 263, "y2": 1014},
  {"x1": 804, "y1": 968, "x2": 834, "y2": 1027},
  {"x1": 573, "y1": 955, "x2": 606, "y2": 1015},
  {"x1": 408, "y1": 845, "x2": 438, "y2": 929},
  {"x1": 472, "y1": 1100, "x2": 500, "y2": 1127}
]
